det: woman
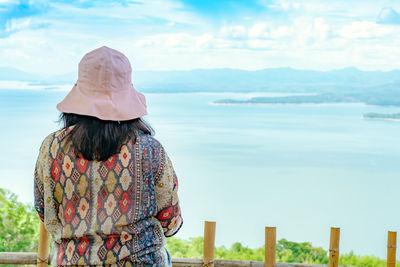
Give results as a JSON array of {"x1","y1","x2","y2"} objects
[{"x1": 34, "y1": 46, "x2": 183, "y2": 266}]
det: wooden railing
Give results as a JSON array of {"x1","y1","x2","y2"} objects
[
  {"x1": 0, "y1": 253, "x2": 327, "y2": 267},
  {"x1": 0, "y1": 221, "x2": 397, "y2": 267}
]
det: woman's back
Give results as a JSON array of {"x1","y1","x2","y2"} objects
[{"x1": 34, "y1": 126, "x2": 182, "y2": 266}]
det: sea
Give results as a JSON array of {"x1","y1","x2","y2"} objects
[{"x1": 1, "y1": 87, "x2": 400, "y2": 259}]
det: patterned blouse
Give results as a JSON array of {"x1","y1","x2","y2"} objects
[{"x1": 34, "y1": 127, "x2": 183, "y2": 266}]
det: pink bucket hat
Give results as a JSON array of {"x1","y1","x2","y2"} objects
[{"x1": 57, "y1": 46, "x2": 147, "y2": 121}]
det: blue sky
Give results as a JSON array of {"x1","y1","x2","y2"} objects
[{"x1": 1, "y1": 0, "x2": 400, "y2": 73}]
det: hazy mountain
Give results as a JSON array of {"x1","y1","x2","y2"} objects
[
  {"x1": 0, "y1": 67, "x2": 75, "y2": 84},
  {"x1": 0, "y1": 67, "x2": 39, "y2": 81},
  {"x1": 134, "y1": 67, "x2": 400, "y2": 93},
  {"x1": 1, "y1": 66, "x2": 400, "y2": 93}
]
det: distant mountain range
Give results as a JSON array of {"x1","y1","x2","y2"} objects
[
  {"x1": 0, "y1": 67, "x2": 76, "y2": 85},
  {"x1": 1, "y1": 66, "x2": 400, "y2": 94},
  {"x1": 2, "y1": 66, "x2": 400, "y2": 106}
]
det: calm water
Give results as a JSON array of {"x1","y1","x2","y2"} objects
[{"x1": 1, "y1": 89, "x2": 400, "y2": 258}]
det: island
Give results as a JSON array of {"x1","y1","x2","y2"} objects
[
  {"x1": 211, "y1": 92, "x2": 400, "y2": 107},
  {"x1": 211, "y1": 94, "x2": 356, "y2": 105},
  {"x1": 362, "y1": 113, "x2": 400, "y2": 122}
]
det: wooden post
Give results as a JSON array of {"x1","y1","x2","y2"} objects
[
  {"x1": 265, "y1": 227, "x2": 276, "y2": 267},
  {"x1": 387, "y1": 231, "x2": 397, "y2": 267},
  {"x1": 37, "y1": 221, "x2": 50, "y2": 267},
  {"x1": 328, "y1": 227, "x2": 340, "y2": 267},
  {"x1": 203, "y1": 221, "x2": 216, "y2": 267}
]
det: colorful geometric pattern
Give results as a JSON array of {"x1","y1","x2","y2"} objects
[{"x1": 34, "y1": 127, "x2": 182, "y2": 266}]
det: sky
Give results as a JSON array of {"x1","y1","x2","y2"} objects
[{"x1": 0, "y1": 0, "x2": 400, "y2": 74}]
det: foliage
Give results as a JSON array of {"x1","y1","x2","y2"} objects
[
  {"x1": 166, "y1": 237, "x2": 265, "y2": 261},
  {"x1": 276, "y1": 238, "x2": 328, "y2": 264},
  {"x1": 339, "y1": 250, "x2": 395, "y2": 267},
  {"x1": 166, "y1": 237, "x2": 327, "y2": 263},
  {"x1": 0, "y1": 188, "x2": 41, "y2": 252},
  {"x1": 165, "y1": 236, "x2": 204, "y2": 259},
  {"x1": 215, "y1": 242, "x2": 265, "y2": 261},
  {"x1": 167, "y1": 237, "x2": 400, "y2": 267}
]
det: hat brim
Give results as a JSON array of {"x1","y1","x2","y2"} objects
[{"x1": 56, "y1": 83, "x2": 147, "y2": 121}]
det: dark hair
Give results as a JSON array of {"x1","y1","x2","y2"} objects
[{"x1": 59, "y1": 113, "x2": 154, "y2": 161}]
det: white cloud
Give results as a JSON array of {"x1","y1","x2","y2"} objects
[
  {"x1": 284, "y1": 17, "x2": 331, "y2": 46},
  {"x1": 195, "y1": 34, "x2": 214, "y2": 49},
  {"x1": 248, "y1": 23, "x2": 268, "y2": 39},
  {"x1": 48, "y1": 0, "x2": 205, "y2": 28},
  {"x1": 135, "y1": 33, "x2": 230, "y2": 51},
  {"x1": 266, "y1": 0, "x2": 302, "y2": 11},
  {"x1": 136, "y1": 39, "x2": 154, "y2": 48},
  {"x1": 0, "y1": 0, "x2": 17, "y2": 4},
  {"x1": 136, "y1": 33, "x2": 207, "y2": 51},
  {"x1": 337, "y1": 21, "x2": 395, "y2": 39},
  {"x1": 164, "y1": 33, "x2": 192, "y2": 48},
  {"x1": 246, "y1": 18, "x2": 326, "y2": 41},
  {"x1": 313, "y1": 18, "x2": 330, "y2": 40},
  {"x1": 220, "y1": 25, "x2": 247, "y2": 39},
  {"x1": 269, "y1": 25, "x2": 293, "y2": 38},
  {"x1": 6, "y1": 18, "x2": 32, "y2": 32},
  {"x1": 293, "y1": 2, "x2": 301, "y2": 9},
  {"x1": 246, "y1": 39, "x2": 273, "y2": 49}
]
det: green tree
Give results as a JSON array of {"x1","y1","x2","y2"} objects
[
  {"x1": 0, "y1": 188, "x2": 41, "y2": 252},
  {"x1": 276, "y1": 238, "x2": 328, "y2": 264},
  {"x1": 339, "y1": 250, "x2": 391, "y2": 267},
  {"x1": 215, "y1": 242, "x2": 264, "y2": 261},
  {"x1": 165, "y1": 236, "x2": 203, "y2": 258}
]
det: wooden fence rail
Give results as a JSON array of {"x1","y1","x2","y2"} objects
[
  {"x1": 0, "y1": 221, "x2": 396, "y2": 267},
  {"x1": 0, "y1": 253, "x2": 333, "y2": 267}
]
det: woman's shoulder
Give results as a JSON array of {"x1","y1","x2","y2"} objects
[
  {"x1": 138, "y1": 132, "x2": 163, "y2": 150},
  {"x1": 38, "y1": 127, "x2": 72, "y2": 153},
  {"x1": 137, "y1": 132, "x2": 166, "y2": 163},
  {"x1": 137, "y1": 133, "x2": 166, "y2": 174}
]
